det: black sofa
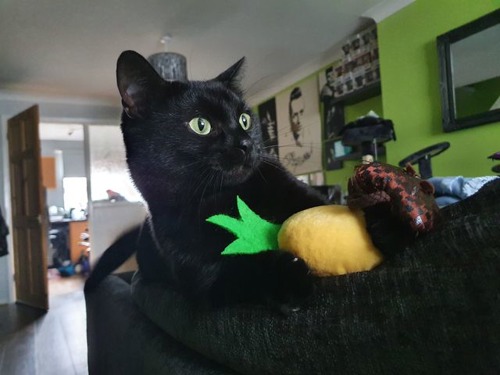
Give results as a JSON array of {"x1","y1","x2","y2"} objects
[{"x1": 86, "y1": 179, "x2": 500, "y2": 374}]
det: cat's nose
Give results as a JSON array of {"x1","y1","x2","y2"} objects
[
  {"x1": 225, "y1": 148, "x2": 246, "y2": 163},
  {"x1": 237, "y1": 139, "x2": 251, "y2": 152},
  {"x1": 237, "y1": 144, "x2": 247, "y2": 152},
  {"x1": 226, "y1": 140, "x2": 251, "y2": 163}
]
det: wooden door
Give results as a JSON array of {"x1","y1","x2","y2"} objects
[{"x1": 8, "y1": 105, "x2": 49, "y2": 310}]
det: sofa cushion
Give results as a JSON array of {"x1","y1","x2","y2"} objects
[
  {"x1": 131, "y1": 179, "x2": 500, "y2": 375},
  {"x1": 86, "y1": 272, "x2": 236, "y2": 374}
]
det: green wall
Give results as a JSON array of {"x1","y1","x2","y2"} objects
[
  {"x1": 378, "y1": 0, "x2": 500, "y2": 177},
  {"x1": 256, "y1": 0, "x2": 499, "y2": 193}
]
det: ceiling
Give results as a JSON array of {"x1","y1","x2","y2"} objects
[{"x1": 0, "y1": 0, "x2": 387, "y2": 106}]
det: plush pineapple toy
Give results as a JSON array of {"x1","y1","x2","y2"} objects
[
  {"x1": 278, "y1": 204, "x2": 383, "y2": 276},
  {"x1": 207, "y1": 197, "x2": 383, "y2": 277},
  {"x1": 207, "y1": 162, "x2": 441, "y2": 277}
]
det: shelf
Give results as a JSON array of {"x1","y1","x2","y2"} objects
[
  {"x1": 331, "y1": 81, "x2": 381, "y2": 106},
  {"x1": 333, "y1": 145, "x2": 386, "y2": 162}
]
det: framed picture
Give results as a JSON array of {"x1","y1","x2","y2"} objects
[
  {"x1": 257, "y1": 97, "x2": 279, "y2": 159},
  {"x1": 318, "y1": 61, "x2": 346, "y2": 140},
  {"x1": 324, "y1": 138, "x2": 353, "y2": 170},
  {"x1": 334, "y1": 25, "x2": 381, "y2": 99},
  {"x1": 276, "y1": 76, "x2": 322, "y2": 175}
]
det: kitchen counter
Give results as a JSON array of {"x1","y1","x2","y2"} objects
[
  {"x1": 50, "y1": 218, "x2": 88, "y2": 223},
  {"x1": 49, "y1": 220, "x2": 89, "y2": 264}
]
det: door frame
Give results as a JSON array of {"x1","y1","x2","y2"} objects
[
  {"x1": 0, "y1": 114, "x2": 15, "y2": 304},
  {"x1": 0, "y1": 96, "x2": 120, "y2": 305},
  {"x1": 7, "y1": 105, "x2": 49, "y2": 310}
]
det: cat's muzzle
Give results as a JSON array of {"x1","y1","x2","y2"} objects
[{"x1": 215, "y1": 147, "x2": 258, "y2": 183}]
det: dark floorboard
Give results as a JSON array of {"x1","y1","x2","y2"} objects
[{"x1": 0, "y1": 275, "x2": 88, "y2": 375}]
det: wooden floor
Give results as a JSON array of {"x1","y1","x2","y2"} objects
[{"x1": 0, "y1": 273, "x2": 88, "y2": 375}]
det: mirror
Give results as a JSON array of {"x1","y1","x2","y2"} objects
[{"x1": 437, "y1": 9, "x2": 500, "y2": 132}]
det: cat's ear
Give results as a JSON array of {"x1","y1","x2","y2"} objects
[
  {"x1": 116, "y1": 50, "x2": 163, "y2": 118},
  {"x1": 214, "y1": 57, "x2": 245, "y2": 94}
]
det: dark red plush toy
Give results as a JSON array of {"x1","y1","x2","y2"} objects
[{"x1": 347, "y1": 161, "x2": 440, "y2": 234}]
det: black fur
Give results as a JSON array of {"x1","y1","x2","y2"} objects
[
  {"x1": 85, "y1": 51, "x2": 404, "y2": 309},
  {"x1": 84, "y1": 223, "x2": 153, "y2": 291},
  {"x1": 363, "y1": 204, "x2": 414, "y2": 258},
  {"x1": 85, "y1": 51, "x2": 326, "y2": 309},
  {"x1": 86, "y1": 51, "x2": 411, "y2": 311}
]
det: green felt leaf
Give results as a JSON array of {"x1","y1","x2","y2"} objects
[{"x1": 206, "y1": 196, "x2": 281, "y2": 255}]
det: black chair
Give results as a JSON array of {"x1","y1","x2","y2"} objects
[
  {"x1": 398, "y1": 142, "x2": 450, "y2": 179},
  {"x1": 339, "y1": 116, "x2": 396, "y2": 161},
  {"x1": 488, "y1": 152, "x2": 500, "y2": 174}
]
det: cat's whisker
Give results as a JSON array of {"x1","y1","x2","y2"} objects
[
  {"x1": 263, "y1": 144, "x2": 324, "y2": 155},
  {"x1": 269, "y1": 141, "x2": 323, "y2": 149},
  {"x1": 259, "y1": 157, "x2": 281, "y2": 172},
  {"x1": 191, "y1": 169, "x2": 213, "y2": 196},
  {"x1": 216, "y1": 172, "x2": 225, "y2": 206},
  {"x1": 177, "y1": 159, "x2": 206, "y2": 172},
  {"x1": 218, "y1": 172, "x2": 225, "y2": 194},
  {"x1": 256, "y1": 166, "x2": 268, "y2": 184},
  {"x1": 197, "y1": 171, "x2": 217, "y2": 219},
  {"x1": 271, "y1": 139, "x2": 323, "y2": 146},
  {"x1": 267, "y1": 122, "x2": 325, "y2": 141}
]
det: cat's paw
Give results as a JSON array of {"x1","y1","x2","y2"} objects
[
  {"x1": 267, "y1": 251, "x2": 313, "y2": 313},
  {"x1": 363, "y1": 204, "x2": 414, "y2": 257}
]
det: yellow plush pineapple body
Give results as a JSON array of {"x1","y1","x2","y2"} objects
[{"x1": 278, "y1": 205, "x2": 383, "y2": 276}]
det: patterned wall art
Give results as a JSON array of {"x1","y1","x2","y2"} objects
[
  {"x1": 257, "y1": 97, "x2": 279, "y2": 159},
  {"x1": 276, "y1": 76, "x2": 322, "y2": 175},
  {"x1": 338, "y1": 25, "x2": 380, "y2": 98}
]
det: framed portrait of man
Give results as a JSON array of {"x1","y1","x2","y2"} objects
[{"x1": 276, "y1": 76, "x2": 322, "y2": 175}]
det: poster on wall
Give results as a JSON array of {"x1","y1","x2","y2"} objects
[
  {"x1": 318, "y1": 60, "x2": 345, "y2": 140},
  {"x1": 276, "y1": 76, "x2": 322, "y2": 175},
  {"x1": 336, "y1": 25, "x2": 380, "y2": 98},
  {"x1": 257, "y1": 98, "x2": 279, "y2": 159}
]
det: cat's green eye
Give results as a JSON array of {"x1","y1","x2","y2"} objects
[
  {"x1": 239, "y1": 113, "x2": 252, "y2": 131},
  {"x1": 189, "y1": 117, "x2": 212, "y2": 135}
]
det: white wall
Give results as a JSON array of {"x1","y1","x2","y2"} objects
[
  {"x1": 42, "y1": 140, "x2": 86, "y2": 177},
  {"x1": 42, "y1": 139, "x2": 86, "y2": 209},
  {"x1": 90, "y1": 201, "x2": 148, "y2": 273},
  {"x1": 0, "y1": 93, "x2": 121, "y2": 304}
]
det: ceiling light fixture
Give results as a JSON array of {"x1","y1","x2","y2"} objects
[{"x1": 148, "y1": 34, "x2": 187, "y2": 81}]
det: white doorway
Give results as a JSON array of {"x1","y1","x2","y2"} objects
[{"x1": 40, "y1": 122, "x2": 89, "y2": 296}]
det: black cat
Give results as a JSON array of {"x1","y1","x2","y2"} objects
[{"x1": 85, "y1": 51, "x2": 406, "y2": 309}]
